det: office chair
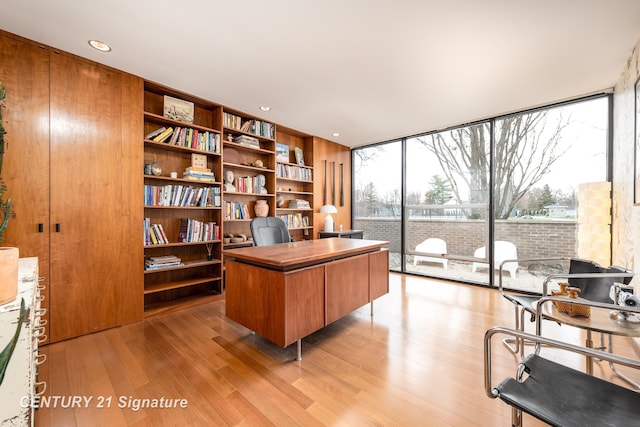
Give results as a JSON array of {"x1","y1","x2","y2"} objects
[{"x1": 250, "y1": 217, "x2": 291, "y2": 246}]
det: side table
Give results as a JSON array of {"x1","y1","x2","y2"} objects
[{"x1": 318, "y1": 229, "x2": 364, "y2": 239}]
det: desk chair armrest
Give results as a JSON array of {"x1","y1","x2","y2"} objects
[{"x1": 498, "y1": 257, "x2": 571, "y2": 293}]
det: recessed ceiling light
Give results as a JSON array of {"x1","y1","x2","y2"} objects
[
  {"x1": 332, "y1": 132, "x2": 340, "y2": 137},
  {"x1": 88, "y1": 40, "x2": 111, "y2": 52},
  {"x1": 259, "y1": 106, "x2": 271, "y2": 112}
]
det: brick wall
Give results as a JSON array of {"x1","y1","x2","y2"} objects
[{"x1": 354, "y1": 218, "x2": 577, "y2": 262}]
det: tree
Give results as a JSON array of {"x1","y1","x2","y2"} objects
[
  {"x1": 424, "y1": 174, "x2": 454, "y2": 204},
  {"x1": 537, "y1": 184, "x2": 556, "y2": 210},
  {"x1": 417, "y1": 111, "x2": 570, "y2": 219}
]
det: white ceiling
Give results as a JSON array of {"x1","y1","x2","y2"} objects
[{"x1": 2, "y1": 0, "x2": 640, "y2": 148}]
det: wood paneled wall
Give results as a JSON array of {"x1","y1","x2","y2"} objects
[{"x1": 312, "y1": 137, "x2": 351, "y2": 238}]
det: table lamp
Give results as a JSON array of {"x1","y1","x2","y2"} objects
[{"x1": 320, "y1": 204, "x2": 338, "y2": 232}]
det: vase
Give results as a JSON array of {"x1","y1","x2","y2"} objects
[
  {"x1": 0, "y1": 247, "x2": 19, "y2": 305},
  {"x1": 254, "y1": 200, "x2": 269, "y2": 217}
]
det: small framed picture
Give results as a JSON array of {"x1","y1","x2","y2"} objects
[
  {"x1": 294, "y1": 147, "x2": 305, "y2": 166},
  {"x1": 163, "y1": 95, "x2": 194, "y2": 123},
  {"x1": 276, "y1": 143, "x2": 289, "y2": 163}
]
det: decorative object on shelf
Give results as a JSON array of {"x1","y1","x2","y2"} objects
[
  {"x1": 206, "y1": 243, "x2": 214, "y2": 261},
  {"x1": 163, "y1": 95, "x2": 194, "y2": 123},
  {"x1": 226, "y1": 134, "x2": 234, "y2": 142},
  {"x1": 255, "y1": 174, "x2": 267, "y2": 194},
  {"x1": 223, "y1": 170, "x2": 236, "y2": 192},
  {"x1": 331, "y1": 161, "x2": 336, "y2": 205},
  {"x1": 276, "y1": 194, "x2": 285, "y2": 208},
  {"x1": 0, "y1": 247, "x2": 18, "y2": 305},
  {"x1": 276, "y1": 143, "x2": 289, "y2": 163},
  {"x1": 150, "y1": 162, "x2": 162, "y2": 176},
  {"x1": 323, "y1": 160, "x2": 327, "y2": 204},
  {"x1": 253, "y1": 159, "x2": 264, "y2": 168},
  {"x1": 222, "y1": 147, "x2": 242, "y2": 164},
  {"x1": 320, "y1": 204, "x2": 338, "y2": 232},
  {"x1": 254, "y1": 200, "x2": 269, "y2": 217},
  {"x1": 294, "y1": 147, "x2": 305, "y2": 165},
  {"x1": 339, "y1": 163, "x2": 344, "y2": 206}
]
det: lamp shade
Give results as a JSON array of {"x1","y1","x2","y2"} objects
[
  {"x1": 319, "y1": 204, "x2": 337, "y2": 214},
  {"x1": 319, "y1": 205, "x2": 338, "y2": 232}
]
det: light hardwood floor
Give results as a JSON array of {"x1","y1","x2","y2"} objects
[{"x1": 35, "y1": 273, "x2": 640, "y2": 426}]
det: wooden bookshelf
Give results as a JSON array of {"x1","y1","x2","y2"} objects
[
  {"x1": 275, "y1": 127, "x2": 315, "y2": 240},
  {"x1": 222, "y1": 108, "x2": 276, "y2": 247},
  {"x1": 143, "y1": 82, "x2": 224, "y2": 313}
]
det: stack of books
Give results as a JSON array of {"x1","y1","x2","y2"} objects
[
  {"x1": 234, "y1": 135, "x2": 260, "y2": 149},
  {"x1": 183, "y1": 166, "x2": 215, "y2": 182},
  {"x1": 287, "y1": 199, "x2": 311, "y2": 209},
  {"x1": 144, "y1": 255, "x2": 183, "y2": 271}
]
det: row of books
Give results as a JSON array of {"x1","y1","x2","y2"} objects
[
  {"x1": 144, "y1": 255, "x2": 183, "y2": 271},
  {"x1": 177, "y1": 218, "x2": 220, "y2": 242},
  {"x1": 144, "y1": 185, "x2": 221, "y2": 207},
  {"x1": 145, "y1": 126, "x2": 221, "y2": 153},
  {"x1": 233, "y1": 175, "x2": 266, "y2": 194},
  {"x1": 277, "y1": 213, "x2": 310, "y2": 229},
  {"x1": 224, "y1": 201, "x2": 250, "y2": 220},
  {"x1": 144, "y1": 219, "x2": 169, "y2": 245},
  {"x1": 276, "y1": 163, "x2": 313, "y2": 181},
  {"x1": 223, "y1": 112, "x2": 275, "y2": 139}
]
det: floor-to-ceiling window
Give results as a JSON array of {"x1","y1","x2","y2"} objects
[
  {"x1": 353, "y1": 95, "x2": 611, "y2": 289},
  {"x1": 352, "y1": 140, "x2": 402, "y2": 271}
]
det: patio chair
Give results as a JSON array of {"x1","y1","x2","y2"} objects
[
  {"x1": 413, "y1": 238, "x2": 448, "y2": 269},
  {"x1": 472, "y1": 240, "x2": 518, "y2": 278}
]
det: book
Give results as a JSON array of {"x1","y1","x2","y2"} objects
[
  {"x1": 294, "y1": 147, "x2": 305, "y2": 165},
  {"x1": 145, "y1": 127, "x2": 166, "y2": 140},
  {"x1": 153, "y1": 127, "x2": 174, "y2": 143}
]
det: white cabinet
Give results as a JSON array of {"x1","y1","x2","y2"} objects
[{"x1": 0, "y1": 258, "x2": 45, "y2": 426}]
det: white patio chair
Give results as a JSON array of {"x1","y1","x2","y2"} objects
[
  {"x1": 413, "y1": 238, "x2": 448, "y2": 269},
  {"x1": 472, "y1": 240, "x2": 518, "y2": 278}
]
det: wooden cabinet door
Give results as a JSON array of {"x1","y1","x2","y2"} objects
[
  {"x1": 49, "y1": 52, "x2": 143, "y2": 342},
  {"x1": 0, "y1": 33, "x2": 51, "y2": 342}
]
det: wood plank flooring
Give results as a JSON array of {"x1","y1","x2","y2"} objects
[{"x1": 34, "y1": 273, "x2": 640, "y2": 426}]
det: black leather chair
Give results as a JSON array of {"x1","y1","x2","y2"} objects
[
  {"x1": 498, "y1": 257, "x2": 634, "y2": 356},
  {"x1": 485, "y1": 325, "x2": 640, "y2": 427},
  {"x1": 250, "y1": 217, "x2": 291, "y2": 246}
]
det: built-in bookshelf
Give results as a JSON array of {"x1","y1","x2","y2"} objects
[
  {"x1": 143, "y1": 82, "x2": 224, "y2": 315},
  {"x1": 275, "y1": 127, "x2": 314, "y2": 241},
  {"x1": 222, "y1": 108, "x2": 276, "y2": 248}
]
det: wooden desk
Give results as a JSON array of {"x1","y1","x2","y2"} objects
[{"x1": 224, "y1": 238, "x2": 389, "y2": 359}]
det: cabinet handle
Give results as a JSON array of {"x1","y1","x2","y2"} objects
[
  {"x1": 38, "y1": 276, "x2": 45, "y2": 282},
  {"x1": 55, "y1": 223, "x2": 61, "y2": 232},
  {"x1": 38, "y1": 223, "x2": 44, "y2": 232}
]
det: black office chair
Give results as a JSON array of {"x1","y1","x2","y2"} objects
[
  {"x1": 499, "y1": 257, "x2": 634, "y2": 356},
  {"x1": 250, "y1": 217, "x2": 291, "y2": 246}
]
